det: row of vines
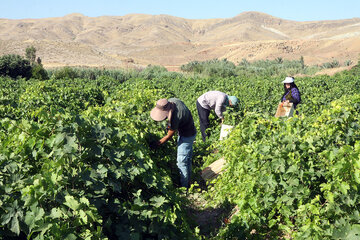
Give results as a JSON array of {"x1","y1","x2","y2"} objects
[{"x1": 0, "y1": 63, "x2": 359, "y2": 239}]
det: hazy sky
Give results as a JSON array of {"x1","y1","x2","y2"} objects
[{"x1": 1, "y1": 0, "x2": 359, "y2": 21}]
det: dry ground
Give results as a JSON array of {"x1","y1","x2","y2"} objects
[{"x1": 0, "y1": 12, "x2": 359, "y2": 69}]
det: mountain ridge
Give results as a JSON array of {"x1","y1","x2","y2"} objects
[{"x1": 0, "y1": 11, "x2": 359, "y2": 69}]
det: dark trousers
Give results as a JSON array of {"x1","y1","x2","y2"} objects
[{"x1": 196, "y1": 101, "x2": 210, "y2": 142}]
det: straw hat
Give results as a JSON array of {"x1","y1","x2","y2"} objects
[{"x1": 150, "y1": 99, "x2": 172, "y2": 121}]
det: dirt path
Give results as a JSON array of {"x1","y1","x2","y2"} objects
[{"x1": 186, "y1": 191, "x2": 230, "y2": 238}]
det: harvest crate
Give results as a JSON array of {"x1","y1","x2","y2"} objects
[
  {"x1": 201, "y1": 157, "x2": 226, "y2": 181},
  {"x1": 275, "y1": 102, "x2": 294, "y2": 117}
]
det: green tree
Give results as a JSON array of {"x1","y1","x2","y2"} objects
[
  {"x1": 300, "y1": 56, "x2": 305, "y2": 69},
  {"x1": 25, "y1": 46, "x2": 36, "y2": 65},
  {"x1": 0, "y1": 54, "x2": 32, "y2": 79},
  {"x1": 36, "y1": 57, "x2": 42, "y2": 65}
]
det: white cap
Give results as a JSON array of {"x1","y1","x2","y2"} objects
[{"x1": 282, "y1": 77, "x2": 294, "y2": 83}]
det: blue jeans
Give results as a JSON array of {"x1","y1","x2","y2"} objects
[{"x1": 177, "y1": 134, "x2": 196, "y2": 188}]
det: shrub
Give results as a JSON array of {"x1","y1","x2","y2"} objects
[
  {"x1": 139, "y1": 65, "x2": 168, "y2": 80},
  {"x1": 275, "y1": 57, "x2": 283, "y2": 63},
  {"x1": 238, "y1": 58, "x2": 250, "y2": 66},
  {"x1": 181, "y1": 59, "x2": 236, "y2": 77},
  {"x1": 321, "y1": 59, "x2": 340, "y2": 69},
  {"x1": 31, "y1": 63, "x2": 49, "y2": 80},
  {"x1": 51, "y1": 67, "x2": 78, "y2": 79},
  {"x1": 181, "y1": 58, "x2": 323, "y2": 77},
  {"x1": 180, "y1": 61, "x2": 204, "y2": 73},
  {"x1": 344, "y1": 60, "x2": 353, "y2": 66}
]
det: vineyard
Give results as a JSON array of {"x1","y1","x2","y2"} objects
[{"x1": 0, "y1": 59, "x2": 360, "y2": 239}]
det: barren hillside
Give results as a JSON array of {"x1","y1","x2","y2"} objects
[{"x1": 0, "y1": 11, "x2": 359, "y2": 69}]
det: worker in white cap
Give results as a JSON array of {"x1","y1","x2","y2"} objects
[{"x1": 281, "y1": 76, "x2": 301, "y2": 109}]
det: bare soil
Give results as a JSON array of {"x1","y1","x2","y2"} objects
[{"x1": 0, "y1": 12, "x2": 359, "y2": 69}]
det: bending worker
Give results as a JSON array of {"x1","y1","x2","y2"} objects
[
  {"x1": 150, "y1": 98, "x2": 196, "y2": 188},
  {"x1": 196, "y1": 91, "x2": 238, "y2": 142}
]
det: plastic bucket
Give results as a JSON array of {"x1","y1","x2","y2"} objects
[{"x1": 219, "y1": 124, "x2": 234, "y2": 140}]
